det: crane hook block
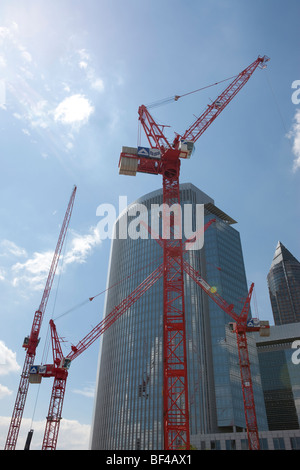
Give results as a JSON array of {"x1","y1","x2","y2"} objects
[{"x1": 24, "y1": 429, "x2": 34, "y2": 450}]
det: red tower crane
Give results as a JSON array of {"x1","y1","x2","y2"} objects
[
  {"x1": 25, "y1": 55, "x2": 270, "y2": 451},
  {"x1": 4, "y1": 186, "x2": 77, "y2": 450},
  {"x1": 118, "y1": 54, "x2": 270, "y2": 450}
]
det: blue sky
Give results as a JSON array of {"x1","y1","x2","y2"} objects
[{"x1": 0, "y1": 0, "x2": 299, "y2": 450}]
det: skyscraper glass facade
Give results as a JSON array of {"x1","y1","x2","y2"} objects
[
  {"x1": 90, "y1": 183, "x2": 267, "y2": 450},
  {"x1": 256, "y1": 324, "x2": 300, "y2": 431},
  {"x1": 267, "y1": 242, "x2": 300, "y2": 325}
]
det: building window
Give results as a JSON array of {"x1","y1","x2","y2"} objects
[
  {"x1": 225, "y1": 439, "x2": 236, "y2": 450},
  {"x1": 259, "y1": 438, "x2": 269, "y2": 450},
  {"x1": 210, "y1": 440, "x2": 221, "y2": 450},
  {"x1": 273, "y1": 437, "x2": 285, "y2": 450},
  {"x1": 291, "y1": 437, "x2": 300, "y2": 450},
  {"x1": 241, "y1": 439, "x2": 248, "y2": 450}
]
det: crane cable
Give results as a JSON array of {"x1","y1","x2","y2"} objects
[
  {"x1": 52, "y1": 253, "x2": 164, "y2": 322},
  {"x1": 263, "y1": 69, "x2": 294, "y2": 152},
  {"x1": 145, "y1": 74, "x2": 238, "y2": 109},
  {"x1": 28, "y1": 227, "x2": 70, "y2": 437},
  {"x1": 41, "y1": 227, "x2": 70, "y2": 363}
]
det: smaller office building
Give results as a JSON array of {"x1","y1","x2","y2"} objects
[
  {"x1": 190, "y1": 429, "x2": 300, "y2": 450},
  {"x1": 256, "y1": 323, "x2": 300, "y2": 431},
  {"x1": 191, "y1": 323, "x2": 300, "y2": 450}
]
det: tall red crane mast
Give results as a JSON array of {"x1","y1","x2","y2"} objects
[
  {"x1": 118, "y1": 55, "x2": 270, "y2": 450},
  {"x1": 4, "y1": 186, "x2": 77, "y2": 451}
]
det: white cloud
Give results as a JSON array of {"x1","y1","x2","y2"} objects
[
  {"x1": 0, "y1": 240, "x2": 27, "y2": 258},
  {"x1": 57, "y1": 418, "x2": 91, "y2": 450},
  {"x1": 1, "y1": 29, "x2": 110, "y2": 154},
  {"x1": 12, "y1": 250, "x2": 54, "y2": 291},
  {"x1": 0, "y1": 26, "x2": 12, "y2": 40},
  {"x1": 288, "y1": 108, "x2": 300, "y2": 172},
  {"x1": 0, "y1": 384, "x2": 12, "y2": 399},
  {"x1": 0, "y1": 55, "x2": 6, "y2": 68},
  {"x1": 62, "y1": 82, "x2": 71, "y2": 93},
  {"x1": 64, "y1": 226, "x2": 102, "y2": 265},
  {"x1": 27, "y1": 99, "x2": 49, "y2": 129},
  {"x1": 108, "y1": 105, "x2": 122, "y2": 133},
  {"x1": 0, "y1": 416, "x2": 90, "y2": 450},
  {"x1": 19, "y1": 47, "x2": 32, "y2": 63},
  {"x1": 72, "y1": 383, "x2": 95, "y2": 398},
  {"x1": 79, "y1": 61, "x2": 88, "y2": 70},
  {"x1": 0, "y1": 30, "x2": 120, "y2": 155},
  {"x1": 0, "y1": 22, "x2": 33, "y2": 78},
  {"x1": 0, "y1": 268, "x2": 6, "y2": 281},
  {"x1": 53, "y1": 94, "x2": 94, "y2": 127},
  {"x1": 66, "y1": 141, "x2": 74, "y2": 150},
  {"x1": 0, "y1": 341, "x2": 20, "y2": 375},
  {"x1": 91, "y1": 78, "x2": 105, "y2": 93},
  {"x1": 0, "y1": 79, "x2": 5, "y2": 108},
  {"x1": 10, "y1": 226, "x2": 101, "y2": 293},
  {"x1": 76, "y1": 49, "x2": 105, "y2": 94},
  {"x1": 78, "y1": 49, "x2": 90, "y2": 61}
]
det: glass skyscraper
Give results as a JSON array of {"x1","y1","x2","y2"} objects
[
  {"x1": 267, "y1": 242, "x2": 300, "y2": 325},
  {"x1": 90, "y1": 183, "x2": 267, "y2": 450}
]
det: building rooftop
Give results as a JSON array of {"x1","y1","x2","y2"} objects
[
  {"x1": 204, "y1": 202, "x2": 237, "y2": 225},
  {"x1": 255, "y1": 322, "x2": 300, "y2": 345},
  {"x1": 270, "y1": 241, "x2": 300, "y2": 269}
]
